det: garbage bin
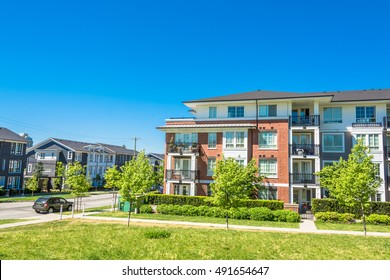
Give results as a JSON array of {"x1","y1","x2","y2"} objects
[{"x1": 118, "y1": 196, "x2": 134, "y2": 212}]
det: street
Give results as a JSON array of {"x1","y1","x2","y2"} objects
[{"x1": 0, "y1": 193, "x2": 115, "y2": 220}]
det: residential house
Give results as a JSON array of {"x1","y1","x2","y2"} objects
[
  {"x1": 157, "y1": 89, "x2": 390, "y2": 207},
  {"x1": 0, "y1": 127, "x2": 28, "y2": 193}
]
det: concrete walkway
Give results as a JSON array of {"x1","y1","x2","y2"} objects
[{"x1": 2, "y1": 212, "x2": 390, "y2": 237}]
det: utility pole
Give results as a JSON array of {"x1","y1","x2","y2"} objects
[{"x1": 131, "y1": 137, "x2": 141, "y2": 159}]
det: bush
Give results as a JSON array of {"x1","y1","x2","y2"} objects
[
  {"x1": 144, "y1": 229, "x2": 172, "y2": 239},
  {"x1": 249, "y1": 207, "x2": 274, "y2": 221},
  {"x1": 180, "y1": 205, "x2": 198, "y2": 216},
  {"x1": 366, "y1": 214, "x2": 390, "y2": 225},
  {"x1": 315, "y1": 212, "x2": 354, "y2": 223},
  {"x1": 338, "y1": 213, "x2": 355, "y2": 223},
  {"x1": 140, "y1": 205, "x2": 153, "y2": 214},
  {"x1": 229, "y1": 207, "x2": 250, "y2": 220},
  {"x1": 286, "y1": 211, "x2": 301, "y2": 223}
]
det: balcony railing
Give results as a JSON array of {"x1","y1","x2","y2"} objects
[
  {"x1": 168, "y1": 143, "x2": 200, "y2": 154},
  {"x1": 352, "y1": 121, "x2": 382, "y2": 127},
  {"x1": 289, "y1": 115, "x2": 320, "y2": 127},
  {"x1": 166, "y1": 170, "x2": 198, "y2": 181},
  {"x1": 290, "y1": 144, "x2": 320, "y2": 156},
  {"x1": 290, "y1": 173, "x2": 319, "y2": 185}
]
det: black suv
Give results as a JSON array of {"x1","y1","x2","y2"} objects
[{"x1": 32, "y1": 197, "x2": 73, "y2": 213}]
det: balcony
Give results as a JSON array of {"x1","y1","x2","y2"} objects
[
  {"x1": 290, "y1": 144, "x2": 320, "y2": 156},
  {"x1": 290, "y1": 173, "x2": 319, "y2": 185},
  {"x1": 289, "y1": 115, "x2": 320, "y2": 127},
  {"x1": 168, "y1": 143, "x2": 200, "y2": 154},
  {"x1": 352, "y1": 118, "x2": 382, "y2": 127},
  {"x1": 166, "y1": 170, "x2": 199, "y2": 181}
]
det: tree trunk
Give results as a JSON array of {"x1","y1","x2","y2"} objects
[
  {"x1": 225, "y1": 213, "x2": 229, "y2": 231},
  {"x1": 127, "y1": 207, "x2": 131, "y2": 227},
  {"x1": 361, "y1": 204, "x2": 367, "y2": 236}
]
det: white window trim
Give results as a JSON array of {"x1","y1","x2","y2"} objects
[
  {"x1": 323, "y1": 107, "x2": 342, "y2": 123},
  {"x1": 322, "y1": 133, "x2": 345, "y2": 153},
  {"x1": 259, "y1": 159, "x2": 278, "y2": 178},
  {"x1": 223, "y1": 131, "x2": 247, "y2": 149},
  {"x1": 259, "y1": 104, "x2": 277, "y2": 117},
  {"x1": 258, "y1": 131, "x2": 278, "y2": 150},
  {"x1": 208, "y1": 133, "x2": 217, "y2": 149},
  {"x1": 67, "y1": 151, "x2": 73, "y2": 160},
  {"x1": 27, "y1": 164, "x2": 32, "y2": 173}
]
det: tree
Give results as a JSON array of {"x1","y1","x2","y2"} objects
[
  {"x1": 208, "y1": 157, "x2": 261, "y2": 230},
  {"x1": 316, "y1": 139, "x2": 381, "y2": 235},
  {"x1": 119, "y1": 151, "x2": 155, "y2": 226},
  {"x1": 64, "y1": 162, "x2": 91, "y2": 211},
  {"x1": 152, "y1": 161, "x2": 164, "y2": 190},
  {"x1": 104, "y1": 165, "x2": 122, "y2": 191},
  {"x1": 53, "y1": 162, "x2": 65, "y2": 191},
  {"x1": 26, "y1": 175, "x2": 39, "y2": 196}
]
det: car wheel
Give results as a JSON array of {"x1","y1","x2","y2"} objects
[
  {"x1": 48, "y1": 207, "x2": 54, "y2": 213},
  {"x1": 67, "y1": 205, "x2": 72, "y2": 211},
  {"x1": 35, "y1": 210, "x2": 40, "y2": 213}
]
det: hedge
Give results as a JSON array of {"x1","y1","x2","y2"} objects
[
  {"x1": 145, "y1": 194, "x2": 284, "y2": 210},
  {"x1": 366, "y1": 214, "x2": 390, "y2": 225},
  {"x1": 155, "y1": 204, "x2": 301, "y2": 223},
  {"x1": 312, "y1": 198, "x2": 390, "y2": 217},
  {"x1": 315, "y1": 212, "x2": 355, "y2": 223}
]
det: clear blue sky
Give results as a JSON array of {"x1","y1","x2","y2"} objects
[{"x1": 1, "y1": 0, "x2": 389, "y2": 153}]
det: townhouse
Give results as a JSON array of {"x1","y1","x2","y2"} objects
[
  {"x1": 157, "y1": 89, "x2": 390, "y2": 208},
  {"x1": 26, "y1": 138, "x2": 137, "y2": 190},
  {"x1": 0, "y1": 127, "x2": 28, "y2": 193}
]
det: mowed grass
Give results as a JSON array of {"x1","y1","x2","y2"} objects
[
  {"x1": 0, "y1": 219, "x2": 32, "y2": 225},
  {"x1": 91, "y1": 212, "x2": 300, "y2": 228},
  {"x1": 315, "y1": 221, "x2": 390, "y2": 233},
  {"x1": 0, "y1": 219, "x2": 389, "y2": 260}
]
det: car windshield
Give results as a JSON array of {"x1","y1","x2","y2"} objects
[{"x1": 35, "y1": 198, "x2": 48, "y2": 203}]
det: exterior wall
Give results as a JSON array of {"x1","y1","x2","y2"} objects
[{"x1": 0, "y1": 141, "x2": 27, "y2": 191}]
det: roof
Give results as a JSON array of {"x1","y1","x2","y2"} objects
[
  {"x1": 157, "y1": 123, "x2": 257, "y2": 130},
  {"x1": 183, "y1": 89, "x2": 390, "y2": 103},
  {"x1": 147, "y1": 153, "x2": 165, "y2": 160},
  {"x1": 0, "y1": 127, "x2": 28, "y2": 142}
]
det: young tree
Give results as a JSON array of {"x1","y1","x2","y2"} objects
[
  {"x1": 53, "y1": 161, "x2": 65, "y2": 191},
  {"x1": 64, "y1": 162, "x2": 91, "y2": 211},
  {"x1": 152, "y1": 161, "x2": 164, "y2": 191},
  {"x1": 26, "y1": 175, "x2": 39, "y2": 196},
  {"x1": 208, "y1": 157, "x2": 261, "y2": 230},
  {"x1": 104, "y1": 165, "x2": 122, "y2": 191},
  {"x1": 119, "y1": 151, "x2": 155, "y2": 226},
  {"x1": 316, "y1": 139, "x2": 381, "y2": 235}
]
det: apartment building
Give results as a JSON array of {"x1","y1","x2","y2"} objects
[
  {"x1": 26, "y1": 138, "x2": 137, "y2": 189},
  {"x1": 158, "y1": 89, "x2": 390, "y2": 207},
  {"x1": 0, "y1": 127, "x2": 28, "y2": 193}
]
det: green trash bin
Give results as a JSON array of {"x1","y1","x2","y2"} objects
[{"x1": 118, "y1": 196, "x2": 134, "y2": 212}]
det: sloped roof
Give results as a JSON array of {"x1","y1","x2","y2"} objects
[
  {"x1": 0, "y1": 127, "x2": 28, "y2": 142},
  {"x1": 157, "y1": 123, "x2": 257, "y2": 130}
]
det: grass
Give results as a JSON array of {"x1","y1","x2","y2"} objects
[
  {"x1": 90, "y1": 211, "x2": 300, "y2": 228},
  {"x1": 0, "y1": 219, "x2": 33, "y2": 225},
  {"x1": 315, "y1": 221, "x2": 390, "y2": 233},
  {"x1": 0, "y1": 219, "x2": 389, "y2": 260}
]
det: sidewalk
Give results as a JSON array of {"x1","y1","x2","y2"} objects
[{"x1": 2, "y1": 212, "x2": 390, "y2": 237}]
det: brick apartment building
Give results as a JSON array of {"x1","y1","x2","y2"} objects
[{"x1": 158, "y1": 89, "x2": 390, "y2": 208}]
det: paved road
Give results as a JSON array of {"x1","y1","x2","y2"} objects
[{"x1": 0, "y1": 193, "x2": 115, "y2": 219}]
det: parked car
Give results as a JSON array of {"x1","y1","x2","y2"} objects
[{"x1": 32, "y1": 197, "x2": 73, "y2": 213}]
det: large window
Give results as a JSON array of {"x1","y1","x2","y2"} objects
[
  {"x1": 224, "y1": 132, "x2": 246, "y2": 149},
  {"x1": 7, "y1": 176, "x2": 20, "y2": 189},
  {"x1": 175, "y1": 133, "x2": 198, "y2": 145},
  {"x1": 207, "y1": 158, "x2": 216, "y2": 176},
  {"x1": 8, "y1": 160, "x2": 22, "y2": 173},
  {"x1": 208, "y1": 133, "x2": 217, "y2": 149},
  {"x1": 0, "y1": 176, "x2": 5, "y2": 187},
  {"x1": 259, "y1": 132, "x2": 277, "y2": 149},
  {"x1": 209, "y1": 107, "x2": 217, "y2": 118},
  {"x1": 228, "y1": 106, "x2": 244, "y2": 118},
  {"x1": 323, "y1": 107, "x2": 342, "y2": 123},
  {"x1": 258, "y1": 187, "x2": 277, "y2": 200},
  {"x1": 10, "y1": 143, "x2": 23, "y2": 155},
  {"x1": 259, "y1": 105, "x2": 277, "y2": 117},
  {"x1": 259, "y1": 159, "x2": 277, "y2": 178},
  {"x1": 322, "y1": 133, "x2": 344, "y2": 152},
  {"x1": 356, "y1": 106, "x2": 376, "y2": 123},
  {"x1": 354, "y1": 134, "x2": 380, "y2": 151}
]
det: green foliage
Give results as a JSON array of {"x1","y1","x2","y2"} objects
[
  {"x1": 139, "y1": 204, "x2": 153, "y2": 214},
  {"x1": 229, "y1": 207, "x2": 251, "y2": 220},
  {"x1": 249, "y1": 207, "x2": 274, "y2": 221},
  {"x1": 26, "y1": 175, "x2": 39, "y2": 196},
  {"x1": 64, "y1": 162, "x2": 91, "y2": 197},
  {"x1": 53, "y1": 162, "x2": 65, "y2": 191},
  {"x1": 153, "y1": 162, "x2": 164, "y2": 187},
  {"x1": 315, "y1": 212, "x2": 355, "y2": 223},
  {"x1": 144, "y1": 229, "x2": 172, "y2": 239},
  {"x1": 285, "y1": 211, "x2": 301, "y2": 223},
  {"x1": 104, "y1": 165, "x2": 122, "y2": 191},
  {"x1": 366, "y1": 214, "x2": 390, "y2": 225}
]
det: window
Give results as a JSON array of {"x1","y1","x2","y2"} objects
[
  {"x1": 259, "y1": 132, "x2": 277, "y2": 149},
  {"x1": 228, "y1": 106, "x2": 244, "y2": 118},
  {"x1": 2, "y1": 159, "x2": 6, "y2": 171},
  {"x1": 39, "y1": 153, "x2": 45, "y2": 159},
  {"x1": 236, "y1": 159, "x2": 245, "y2": 166},
  {"x1": 322, "y1": 133, "x2": 344, "y2": 152},
  {"x1": 209, "y1": 107, "x2": 217, "y2": 118},
  {"x1": 373, "y1": 163, "x2": 380, "y2": 178},
  {"x1": 0, "y1": 176, "x2": 5, "y2": 187},
  {"x1": 75, "y1": 153, "x2": 82, "y2": 162},
  {"x1": 323, "y1": 160, "x2": 337, "y2": 168},
  {"x1": 175, "y1": 133, "x2": 198, "y2": 146},
  {"x1": 208, "y1": 133, "x2": 217, "y2": 149},
  {"x1": 353, "y1": 134, "x2": 380, "y2": 151},
  {"x1": 27, "y1": 164, "x2": 32, "y2": 173},
  {"x1": 323, "y1": 107, "x2": 342, "y2": 123},
  {"x1": 356, "y1": 106, "x2": 376, "y2": 123},
  {"x1": 207, "y1": 158, "x2": 216, "y2": 176},
  {"x1": 224, "y1": 132, "x2": 246, "y2": 149},
  {"x1": 7, "y1": 176, "x2": 20, "y2": 189},
  {"x1": 259, "y1": 105, "x2": 277, "y2": 117},
  {"x1": 259, "y1": 159, "x2": 277, "y2": 178},
  {"x1": 8, "y1": 160, "x2": 22, "y2": 173},
  {"x1": 67, "y1": 151, "x2": 73, "y2": 160},
  {"x1": 174, "y1": 184, "x2": 189, "y2": 195},
  {"x1": 10, "y1": 143, "x2": 23, "y2": 155},
  {"x1": 376, "y1": 193, "x2": 382, "y2": 202},
  {"x1": 258, "y1": 187, "x2": 278, "y2": 200}
]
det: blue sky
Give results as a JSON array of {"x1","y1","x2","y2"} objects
[{"x1": 0, "y1": 0, "x2": 389, "y2": 153}]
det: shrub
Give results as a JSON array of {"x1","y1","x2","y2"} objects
[
  {"x1": 315, "y1": 212, "x2": 354, "y2": 223},
  {"x1": 338, "y1": 213, "x2": 355, "y2": 223},
  {"x1": 144, "y1": 229, "x2": 172, "y2": 239},
  {"x1": 285, "y1": 211, "x2": 301, "y2": 223},
  {"x1": 366, "y1": 214, "x2": 390, "y2": 225},
  {"x1": 140, "y1": 205, "x2": 153, "y2": 214},
  {"x1": 229, "y1": 207, "x2": 250, "y2": 220},
  {"x1": 180, "y1": 205, "x2": 198, "y2": 216},
  {"x1": 273, "y1": 210, "x2": 289, "y2": 222},
  {"x1": 249, "y1": 207, "x2": 274, "y2": 221}
]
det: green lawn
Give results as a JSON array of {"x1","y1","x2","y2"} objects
[
  {"x1": 0, "y1": 219, "x2": 33, "y2": 225},
  {"x1": 91, "y1": 211, "x2": 300, "y2": 228},
  {"x1": 315, "y1": 221, "x2": 390, "y2": 233},
  {"x1": 0, "y1": 191, "x2": 108, "y2": 202},
  {"x1": 0, "y1": 219, "x2": 389, "y2": 260}
]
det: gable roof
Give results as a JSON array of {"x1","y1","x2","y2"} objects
[
  {"x1": 0, "y1": 127, "x2": 28, "y2": 142},
  {"x1": 147, "y1": 153, "x2": 165, "y2": 161},
  {"x1": 183, "y1": 89, "x2": 390, "y2": 103}
]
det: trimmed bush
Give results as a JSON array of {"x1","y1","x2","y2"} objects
[
  {"x1": 140, "y1": 205, "x2": 153, "y2": 214},
  {"x1": 366, "y1": 214, "x2": 390, "y2": 225},
  {"x1": 286, "y1": 211, "x2": 301, "y2": 223},
  {"x1": 273, "y1": 210, "x2": 301, "y2": 223},
  {"x1": 315, "y1": 212, "x2": 355, "y2": 223},
  {"x1": 229, "y1": 207, "x2": 250, "y2": 220},
  {"x1": 338, "y1": 213, "x2": 355, "y2": 223},
  {"x1": 249, "y1": 207, "x2": 274, "y2": 221}
]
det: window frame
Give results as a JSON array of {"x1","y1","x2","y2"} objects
[
  {"x1": 323, "y1": 107, "x2": 342, "y2": 123},
  {"x1": 227, "y1": 106, "x2": 244, "y2": 118},
  {"x1": 259, "y1": 105, "x2": 277, "y2": 117},
  {"x1": 258, "y1": 131, "x2": 277, "y2": 150},
  {"x1": 208, "y1": 133, "x2": 217, "y2": 149},
  {"x1": 207, "y1": 157, "x2": 216, "y2": 176},
  {"x1": 209, "y1": 107, "x2": 217, "y2": 118},
  {"x1": 259, "y1": 159, "x2": 278, "y2": 178},
  {"x1": 224, "y1": 131, "x2": 246, "y2": 149},
  {"x1": 322, "y1": 133, "x2": 345, "y2": 153},
  {"x1": 356, "y1": 106, "x2": 376, "y2": 123}
]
